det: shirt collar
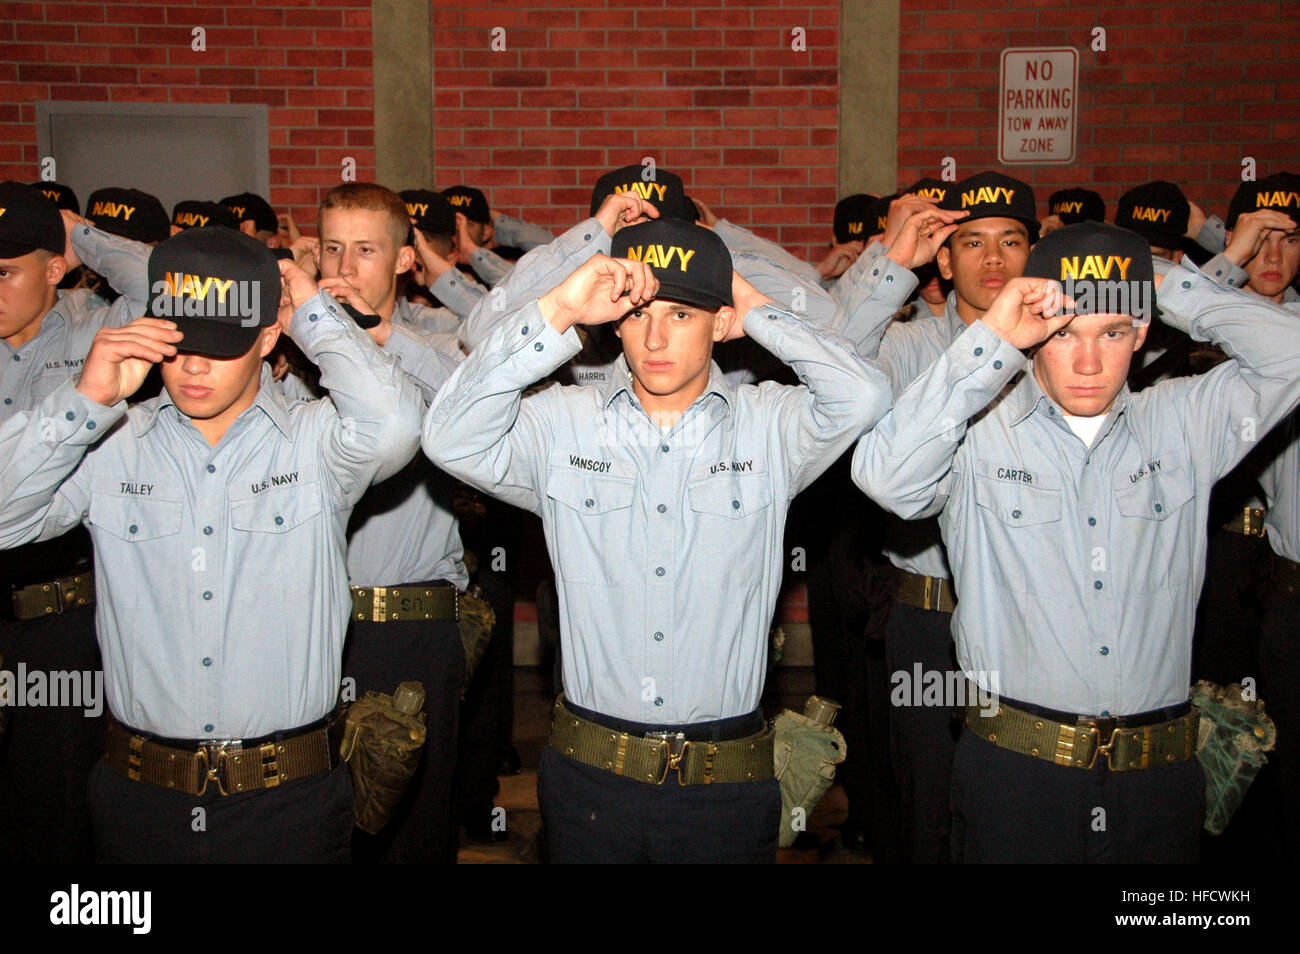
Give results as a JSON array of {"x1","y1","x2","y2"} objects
[
  {"x1": 1006, "y1": 366, "x2": 1133, "y2": 436},
  {"x1": 597, "y1": 355, "x2": 735, "y2": 415},
  {"x1": 139, "y1": 363, "x2": 293, "y2": 438}
]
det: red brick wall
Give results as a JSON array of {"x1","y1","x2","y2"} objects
[
  {"x1": 897, "y1": 0, "x2": 1300, "y2": 216},
  {"x1": 0, "y1": 0, "x2": 375, "y2": 226},
  {"x1": 431, "y1": 2, "x2": 841, "y2": 261}
]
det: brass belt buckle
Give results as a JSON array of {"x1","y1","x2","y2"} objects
[
  {"x1": 647, "y1": 731, "x2": 689, "y2": 785},
  {"x1": 195, "y1": 739, "x2": 241, "y2": 796},
  {"x1": 1085, "y1": 719, "x2": 1119, "y2": 770}
]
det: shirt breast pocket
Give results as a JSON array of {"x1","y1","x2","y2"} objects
[
  {"x1": 229, "y1": 485, "x2": 324, "y2": 534},
  {"x1": 972, "y1": 473, "x2": 1064, "y2": 595},
  {"x1": 545, "y1": 469, "x2": 636, "y2": 587},
  {"x1": 686, "y1": 472, "x2": 775, "y2": 589},
  {"x1": 87, "y1": 492, "x2": 183, "y2": 543},
  {"x1": 1113, "y1": 465, "x2": 1195, "y2": 592}
]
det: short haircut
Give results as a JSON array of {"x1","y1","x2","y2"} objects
[{"x1": 319, "y1": 183, "x2": 410, "y2": 250}]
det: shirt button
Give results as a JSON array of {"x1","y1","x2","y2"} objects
[
  {"x1": 885, "y1": 274, "x2": 893, "y2": 282},
  {"x1": 128, "y1": 524, "x2": 138, "y2": 534},
  {"x1": 274, "y1": 515, "x2": 284, "y2": 525},
  {"x1": 1181, "y1": 281, "x2": 1191, "y2": 289},
  {"x1": 993, "y1": 360, "x2": 1002, "y2": 370},
  {"x1": 974, "y1": 347, "x2": 983, "y2": 356},
  {"x1": 1010, "y1": 509, "x2": 1021, "y2": 519},
  {"x1": 1088, "y1": 517, "x2": 1096, "y2": 526},
  {"x1": 202, "y1": 657, "x2": 212, "y2": 667},
  {"x1": 654, "y1": 697, "x2": 663, "y2": 707},
  {"x1": 655, "y1": 566, "x2": 665, "y2": 577},
  {"x1": 533, "y1": 342, "x2": 544, "y2": 352},
  {"x1": 86, "y1": 421, "x2": 95, "y2": 430},
  {"x1": 11, "y1": 354, "x2": 19, "y2": 362},
  {"x1": 661, "y1": 445, "x2": 669, "y2": 453},
  {"x1": 653, "y1": 631, "x2": 664, "y2": 641},
  {"x1": 203, "y1": 526, "x2": 213, "y2": 535},
  {"x1": 1094, "y1": 580, "x2": 1103, "y2": 590},
  {"x1": 521, "y1": 326, "x2": 529, "y2": 335},
  {"x1": 731, "y1": 499, "x2": 740, "y2": 510},
  {"x1": 584, "y1": 498, "x2": 594, "y2": 508},
  {"x1": 657, "y1": 504, "x2": 666, "y2": 513},
  {"x1": 65, "y1": 411, "x2": 75, "y2": 421},
  {"x1": 309, "y1": 313, "x2": 318, "y2": 322},
  {"x1": 583, "y1": 234, "x2": 591, "y2": 241},
  {"x1": 3, "y1": 398, "x2": 10, "y2": 405},
  {"x1": 202, "y1": 590, "x2": 213, "y2": 600},
  {"x1": 207, "y1": 464, "x2": 216, "y2": 473},
  {"x1": 767, "y1": 313, "x2": 778, "y2": 320},
  {"x1": 1099, "y1": 646, "x2": 1110, "y2": 656},
  {"x1": 1154, "y1": 503, "x2": 1162, "y2": 513},
  {"x1": 204, "y1": 724, "x2": 214, "y2": 734},
  {"x1": 872, "y1": 269, "x2": 879, "y2": 277}
]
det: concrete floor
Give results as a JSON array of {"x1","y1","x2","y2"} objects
[{"x1": 457, "y1": 666, "x2": 872, "y2": 864}]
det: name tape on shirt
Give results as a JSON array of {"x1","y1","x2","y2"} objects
[
  {"x1": 623, "y1": 244, "x2": 696, "y2": 272},
  {"x1": 91, "y1": 200, "x2": 135, "y2": 221}
]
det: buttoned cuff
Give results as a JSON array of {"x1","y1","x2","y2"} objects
[
  {"x1": 431, "y1": 267, "x2": 483, "y2": 316},
  {"x1": 54, "y1": 377, "x2": 127, "y2": 444},
  {"x1": 1201, "y1": 252, "x2": 1249, "y2": 290},
  {"x1": 561, "y1": 217, "x2": 611, "y2": 257},
  {"x1": 289, "y1": 291, "x2": 354, "y2": 348},
  {"x1": 509, "y1": 300, "x2": 583, "y2": 375},
  {"x1": 962, "y1": 320, "x2": 1029, "y2": 384},
  {"x1": 1154, "y1": 263, "x2": 1217, "y2": 334},
  {"x1": 850, "y1": 248, "x2": 920, "y2": 304},
  {"x1": 1195, "y1": 215, "x2": 1227, "y2": 254}
]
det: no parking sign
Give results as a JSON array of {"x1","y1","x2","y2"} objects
[{"x1": 999, "y1": 47, "x2": 1078, "y2": 165}]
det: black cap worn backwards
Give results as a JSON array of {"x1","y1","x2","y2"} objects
[
  {"x1": 942, "y1": 171, "x2": 1039, "y2": 243},
  {"x1": 1024, "y1": 221, "x2": 1155, "y2": 322},
  {"x1": 1114, "y1": 181, "x2": 1189, "y2": 249},
  {"x1": 220, "y1": 192, "x2": 278, "y2": 234},
  {"x1": 146, "y1": 227, "x2": 280, "y2": 358},
  {"x1": 401, "y1": 189, "x2": 457, "y2": 236},
  {"x1": 87, "y1": 188, "x2": 170, "y2": 243},
  {"x1": 0, "y1": 181, "x2": 66, "y2": 258},
  {"x1": 589, "y1": 165, "x2": 692, "y2": 222},
  {"x1": 172, "y1": 200, "x2": 239, "y2": 232},
  {"x1": 1226, "y1": 171, "x2": 1300, "y2": 230},
  {"x1": 441, "y1": 185, "x2": 491, "y2": 224},
  {"x1": 833, "y1": 194, "x2": 877, "y2": 243},
  {"x1": 611, "y1": 218, "x2": 733, "y2": 311},
  {"x1": 1048, "y1": 188, "x2": 1106, "y2": 225},
  {"x1": 30, "y1": 181, "x2": 79, "y2": 214}
]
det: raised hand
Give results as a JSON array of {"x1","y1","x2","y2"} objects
[
  {"x1": 539, "y1": 254, "x2": 659, "y2": 333},
  {"x1": 76, "y1": 318, "x2": 183, "y2": 407}
]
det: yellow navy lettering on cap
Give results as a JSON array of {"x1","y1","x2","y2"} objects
[
  {"x1": 163, "y1": 271, "x2": 237, "y2": 303},
  {"x1": 1254, "y1": 190, "x2": 1300, "y2": 211},
  {"x1": 1130, "y1": 205, "x2": 1171, "y2": 223},
  {"x1": 846, "y1": 221, "x2": 863, "y2": 234},
  {"x1": 174, "y1": 212, "x2": 210, "y2": 228},
  {"x1": 91, "y1": 200, "x2": 135, "y2": 221},
  {"x1": 612, "y1": 181, "x2": 668, "y2": 203},
  {"x1": 228, "y1": 205, "x2": 246, "y2": 218},
  {"x1": 961, "y1": 186, "x2": 1015, "y2": 208},
  {"x1": 1053, "y1": 201, "x2": 1083, "y2": 215},
  {"x1": 914, "y1": 187, "x2": 946, "y2": 200},
  {"x1": 448, "y1": 195, "x2": 472, "y2": 207},
  {"x1": 1059, "y1": 255, "x2": 1132, "y2": 281},
  {"x1": 623, "y1": 244, "x2": 696, "y2": 272},
  {"x1": 406, "y1": 202, "x2": 429, "y2": 217}
]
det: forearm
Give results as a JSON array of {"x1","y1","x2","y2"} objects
[
  {"x1": 69, "y1": 224, "x2": 152, "y2": 313},
  {"x1": 714, "y1": 219, "x2": 823, "y2": 286},
  {"x1": 468, "y1": 248, "x2": 514, "y2": 288},
  {"x1": 851, "y1": 320, "x2": 1021, "y2": 519},
  {"x1": 429, "y1": 267, "x2": 485, "y2": 319},
  {"x1": 0, "y1": 378, "x2": 119, "y2": 548},
  {"x1": 492, "y1": 213, "x2": 555, "y2": 251}
]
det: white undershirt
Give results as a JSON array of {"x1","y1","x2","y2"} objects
[{"x1": 1062, "y1": 411, "x2": 1106, "y2": 447}]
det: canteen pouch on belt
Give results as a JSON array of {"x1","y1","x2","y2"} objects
[
  {"x1": 773, "y1": 696, "x2": 846, "y2": 848},
  {"x1": 457, "y1": 585, "x2": 496, "y2": 692},
  {"x1": 339, "y1": 681, "x2": 428, "y2": 834},
  {"x1": 1191, "y1": 680, "x2": 1276, "y2": 836}
]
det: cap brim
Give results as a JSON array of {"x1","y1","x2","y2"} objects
[
  {"x1": 169, "y1": 319, "x2": 266, "y2": 359},
  {"x1": 624, "y1": 281, "x2": 731, "y2": 311},
  {"x1": 0, "y1": 239, "x2": 44, "y2": 259},
  {"x1": 955, "y1": 210, "x2": 1040, "y2": 244}
]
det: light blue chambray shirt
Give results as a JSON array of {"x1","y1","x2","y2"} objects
[
  {"x1": 852, "y1": 262, "x2": 1300, "y2": 715},
  {"x1": 0, "y1": 292, "x2": 423, "y2": 738},
  {"x1": 423, "y1": 298, "x2": 890, "y2": 724}
]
